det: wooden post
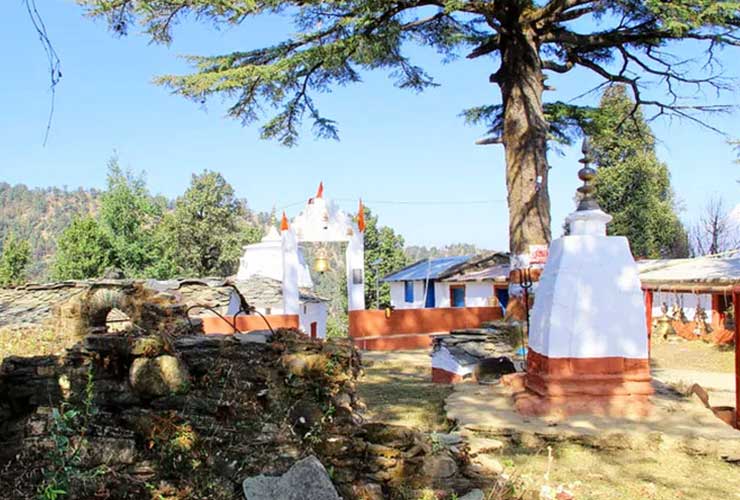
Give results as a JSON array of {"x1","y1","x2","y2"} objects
[
  {"x1": 734, "y1": 286, "x2": 739, "y2": 429},
  {"x1": 644, "y1": 288, "x2": 653, "y2": 358}
]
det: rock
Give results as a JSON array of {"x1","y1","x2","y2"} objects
[
  {"x1": 434, "y1": 433, "x2": 463, "y2": 447},
  {"x1": 459, "y1": 489, "x2": 485, "y2": 500},
  {"x1": 467, "y1": 436, "x2": 505, "y2": 455},
  {"x1": 235, "y1": 332, "x2": 271, "y2": 344},
  {"x1": 351, "y1": 482, "x2": 384, "y2": 500},
  {"x1": 471, "y1": 454, "x2": 503, "y2": 475},
  {"x1": 422, "y1": 454, "x2": 458, "y2": 479},
  {"x1": 242, "y1": 455, "x2": 340, "y2": 500},
  {"x1": 129, "y1": 355, "x2": 189, "y2": 398},
  {"x1": 130, "y1": 336, "x2": 165, "y2": 357}
]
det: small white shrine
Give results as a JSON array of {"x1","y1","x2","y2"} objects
[
  {"x1": 514, "y1": 141, "x2": 653, "y2": 417},
  {"x1": 235, "y1": 184, "x2": 366, "y2": 337}
]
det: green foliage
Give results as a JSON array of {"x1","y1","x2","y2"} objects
[
  {"x1": 162, "y1": 170, "x2": 254, "y2": 277},
  {"x1": 99, "y1": 157, "x2": 167, "y2": 278},
  {"x1": 404, "y1": 243, "x2": 491, "y2": 262},
  {"x1": 38, "y1": 366, "x2": 99, "y2": 500},
  {"x1": 0, "y1": 182, "x2": 99, "y2": 280},
  {"x1": 0, "y1": 232, "x2": 31, "y2": 286},
  {"x1": 587, "y1": 85, "x2": 689, "y2": 258},
  {"x1": 52, "y1": 217, "x2": 117, "y2": 280},
  {"x1": 362, "y1": 207, "x2": 407, "y2": 309},
  {"x1": 80, "y1": 0, "x2": 740, "y2": 148}
]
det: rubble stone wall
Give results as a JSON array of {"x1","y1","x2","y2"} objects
[{"x1": 0, "y1": 286, "x2": 485, "y2": 499}]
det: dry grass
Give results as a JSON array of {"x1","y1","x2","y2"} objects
[
  {"x1": 506, "y1": 442, "x2": 740, "y2": 500},
  {"x1": 0, "y1": 324, "x2": 78, "y2": 364},
  {"x1": 358, "y1": 350, "x2": 452, "y2": 432},
  {"x1": 650, "y1": 338, "x2": 735, "y2": 373}
]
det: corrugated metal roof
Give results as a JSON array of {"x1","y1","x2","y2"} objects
[
  {"x1": 640, "y1": 256, "x2": 740, "y2": 290},
  {"x1": 444, "y1": 263, "x2": 510, "y2": 282},
  {"x1": 383, "y1": 255, "x2": 473, "y2": 282}
]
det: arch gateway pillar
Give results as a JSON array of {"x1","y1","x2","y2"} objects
[{"x1": 280, "y1": 183, "x2": 365, "y2": 315}]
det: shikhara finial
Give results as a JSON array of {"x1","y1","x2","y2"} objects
[{"x1": 576, "y1": 137, "x2": 600, "y2": 211}]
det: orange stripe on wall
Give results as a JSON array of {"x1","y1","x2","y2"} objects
[
  {"x1": 201, "y1": 314, "x2": 300, "y2": 334},
  {"x1": 348, "y1": 307, "x2": 502, "y2": 338}
]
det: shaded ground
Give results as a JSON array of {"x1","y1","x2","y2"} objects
[{"x1": 358, "y1": 350, "x2": 452, "y2": 432}]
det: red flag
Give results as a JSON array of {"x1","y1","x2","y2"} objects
[
  {"x1": 357, "y1": 199, "x2": 366, "y2": 232},
  {"x1": 280, "y1": 211, "x2": 290, "y2": 231},
  {"x1": 316, "y1": 182, "x2": 324, "y2": 199}
]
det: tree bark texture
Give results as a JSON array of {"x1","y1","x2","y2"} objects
[{"x1": 498, "y1": 26, "x2": 552, "y2": 267}]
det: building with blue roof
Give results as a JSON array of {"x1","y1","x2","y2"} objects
[{"x1": 383, "y1": 253, "x2": 510, "y2": 310}]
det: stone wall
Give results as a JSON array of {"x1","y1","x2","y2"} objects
[{"x1": 0, "y1": 287, "x2": 486, "y2": 499}]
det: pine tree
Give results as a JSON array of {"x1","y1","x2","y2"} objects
[
  {"x1": 52, "y1": 217, "x2": 117, "y2": 280},
  {"x1": 362, "y1": 207, "x2": 407, "y2": 308},
  {"x1": 164, "y1": 171, "x2": 253, "y2": 277},
  {"x1": 81, "y1": 0, "x2": 740, "y2": 269},
  {"x1": 587, "y1": 85, "x2": 688, "y2": 259},
  {"x1": 0, "y1": 232, "x2": 31, "y2": 286},
  {"x1": 99, "y1": 157, "x2": 165, "y2": 277}
]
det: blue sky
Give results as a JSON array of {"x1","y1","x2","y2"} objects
[{"x1": 1, "y1": 0, "x2": 738, "y2": 250}]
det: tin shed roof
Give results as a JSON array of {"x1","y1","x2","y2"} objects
[{"x1": 382, "y1": 256, "x2": 473, "y2": 282}]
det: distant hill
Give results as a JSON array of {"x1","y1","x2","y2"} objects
[
  {"x1": 0, "y1": 183, "x2": 100, "y2": 280},
  {"x1": 0, "y1": 182, "x2": 273, "y2": 282},
  {"x1": 404, "y1": 243, "x2": 497, "y2": 262}
]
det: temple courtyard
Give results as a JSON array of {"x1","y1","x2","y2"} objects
[{"x1": 359, "y1": 338, "x2": 740, "y2": 500}]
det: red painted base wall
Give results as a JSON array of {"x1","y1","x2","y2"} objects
[
  {"x1": 201, "y1": 314, "x2": 300, "y2": 334},
  {"x1": 349, "y1": 307, "x2": 502, "y2": 351}
]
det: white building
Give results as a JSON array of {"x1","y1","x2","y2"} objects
[
  {"x1": 384, "y1": 253, "x2": 510, "y2": 311},
  {"x1": 235, "y1": 227, "x2": 329, "y2": 338}
]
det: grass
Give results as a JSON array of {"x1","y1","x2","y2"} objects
[
  {"x1": 650, "y1": 337, "x2": 735, "y2": 373},
  {"x1": 358, "y1": 350, "x2": 453, "y2": 432},
  {"x1": 0, "y1": 325, "x2": 78, "y2": 365},
  {"x1": 506, "y1": 443, "x2": 740, "y2": 500},
  {"x1": 358, "y1": 349, "x2": 740, "y2": 500}
]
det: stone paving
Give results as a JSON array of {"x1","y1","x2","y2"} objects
[{"x1": 445, "y1": 378, "x2": 740, "y2": 460}]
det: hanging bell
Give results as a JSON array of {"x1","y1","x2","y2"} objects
[{"x1": 314, "y1": 247, "x2": 330, "y2": 273}]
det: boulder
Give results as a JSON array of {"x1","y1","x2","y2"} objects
[
  {"x1": 129, "y1": 355, "x2": 189, "y2": 397},
  {"x1": 242, "y1": 455, "x2": 340, "y2": 500}
]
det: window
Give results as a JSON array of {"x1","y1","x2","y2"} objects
[
  {"x1": 404, "y1": 281, "x2": 414, "y2": 303},
  {"x1": 450, "y1": 285, "x2": 466, "y2": 308}
]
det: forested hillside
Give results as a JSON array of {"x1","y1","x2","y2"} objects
[
  {"x1": 404, "y1": 243, "x2": 495, "y2": 262},
  {"x1": 0, "y1": 183, "x2": 100, "y2": 280}
]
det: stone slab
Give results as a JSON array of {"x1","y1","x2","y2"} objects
[{"x1": 445, "y1": 380, "x2": 740, "y2": 460}]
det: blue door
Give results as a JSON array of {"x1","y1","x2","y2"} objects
[
  {"x1": 451, "y1": 286, "x2": 466, "y2": 307},
  {"x1": 495, "y1": 287, "x2": 509, "y2": 310},
  {"x1": 425, "y1": 280, "x2": 436, "y2": 308}
]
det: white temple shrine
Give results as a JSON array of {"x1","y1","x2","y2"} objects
[{"x1": 234, "y1": 183, "x2": 367, "y2": 338}]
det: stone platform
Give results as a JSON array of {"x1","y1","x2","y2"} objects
[{"x1": 445, "y1": 379, "x2": 740, "y2": 460}]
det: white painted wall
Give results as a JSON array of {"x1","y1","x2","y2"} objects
[
  {"x1": 300, "y1": 302, "x2": 328, "y2": 339},
  {"x1": 236, "y1": 227, "x2": 314, "y2": 288},
  {"x1": 651, "y1": 292, "x2": 711, "y2": 321},
  {"x1": 388, "y1": 280, "x2": 432, "y2": 309},
  {"x1": 391, "y1": 281, "x2": 497, "y2": 309},
  {"x1": 529, "y1": 209, "x2": 648, "y2": 359}
]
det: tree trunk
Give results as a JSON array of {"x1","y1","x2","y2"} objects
[{"x1": 498, "y1": 26, "x2": 551, "y2": 271}]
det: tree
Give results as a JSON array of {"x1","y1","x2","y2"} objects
[
  {"x1": 164, "y1": 171, "x2": 253, "y2": 277},
  {"x1": 0, "y1": 232, "x2": 31, "y2": 286},
  {"x1": 52, "y1": 216, "x2": 117, "y2": 280},
  {"x1": 99, "y1": 157, "x2": 164, "y2": 277},
  {"x1": 690, "y1": 196, "x2": 739, "y2": 256},
  {"x1": 81, "y1": 1, "x2": 740, "y2": 268},
  {"x1": 362, "y1": 207, "x2": 408, "y2": 308},
  {"x1": 587, "y1": 85, "x2": 688, "y2": 259}
]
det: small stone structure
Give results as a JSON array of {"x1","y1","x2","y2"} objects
[{"x1": 430, "y1": 323, "x2": 519, "y2": 384}]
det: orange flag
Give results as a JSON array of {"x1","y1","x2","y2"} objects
[
  {"x1": 357, "y1": 199, "x2": 366, "y2": 232},
  {"x1": 280, "y1": 211, "x2": 290, "y2": 231},
  {"x1": 316, "y1": 182, "x2": 324, "y2": 199}
]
